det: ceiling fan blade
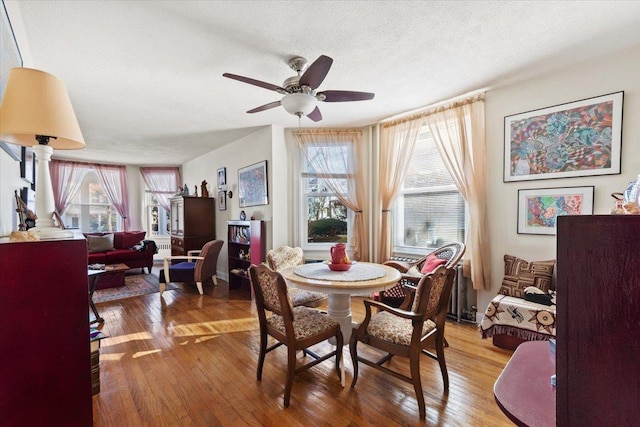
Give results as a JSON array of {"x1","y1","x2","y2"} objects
[
  {"x1": 299, "y1": 55, "x2": 333, "y2": 89},
  {"x1": 318, "y1": 90, "x2": 375, "y2": 102},
  {"x1": 247, "y1": 100, "x2": 281, "y2": 113},
  {"x1": 223, "y1": 73, "x2": 285, "y2": 93},
  {"x1": 306, "y1": 106, "x2": 322, "y2": 122}
]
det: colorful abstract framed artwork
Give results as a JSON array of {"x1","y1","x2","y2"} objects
[
  {"x1": 504, "y1": 92, "x2": 623, "y2": 182},
  {"x1": 517, "y1": 186, "x2": 594, "y2": 235},
  {"x1": 238, "y1": 160, "x2": 268, "y2": 208}
]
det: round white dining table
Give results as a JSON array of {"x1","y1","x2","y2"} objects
[{"x1": 280, "y1": 262, "x2": 401, "y2": 342}]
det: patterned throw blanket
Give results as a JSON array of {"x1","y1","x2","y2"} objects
[{"x1": 480, "y1": 292, "x2": 556, "y2": 341}]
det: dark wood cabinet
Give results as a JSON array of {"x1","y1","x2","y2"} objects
[
  {"x1": 0, "y1": 236, "x2": 93, "y2": 426},
  {"x1": 227, "y1": 220, "x2": 266, "y2": 291},
  {"x1": 170, "y1": 196, "x2": 215, "y2": 256},
  {"x1": 556, "y1": 215, "x2": 640, "y2": 426}
]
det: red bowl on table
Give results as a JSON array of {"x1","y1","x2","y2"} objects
[{"x1": 326, "y1": 261, "x2": 353, "y2": 271}]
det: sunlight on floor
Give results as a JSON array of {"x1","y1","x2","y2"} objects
[{"x1": 169, "y1": 317, "x2": 258, "y2": 337}]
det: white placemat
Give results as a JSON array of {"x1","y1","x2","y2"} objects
[{"x1": 293, "y1": 262, "x2": 386, "y2": 282}]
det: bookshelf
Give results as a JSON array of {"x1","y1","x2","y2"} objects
[{"x1": 227, "y1": 220, "x2": 266, "y2": 291}]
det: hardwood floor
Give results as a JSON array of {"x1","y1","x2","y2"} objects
[{"x1": 92, "y1": 275, "x2": 514, "y2": 426}]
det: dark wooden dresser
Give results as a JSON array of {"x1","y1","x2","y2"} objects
[
  {"x1": 170, "y1": 195, "x2": 216, "y2": 256},
  {"x1": 556, "y1": 215, "x2": 640, "y2": 426},
  {"x1": 0, "y1": 236, "x2": 93, "y2": 426}
]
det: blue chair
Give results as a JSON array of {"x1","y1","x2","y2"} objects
[{"x1": 159, "y1": 240, "x2": 223, "y2": 295}]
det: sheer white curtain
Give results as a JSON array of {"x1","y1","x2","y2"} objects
[
  {"x1": 93, "y1": 164, "x2": 131, "y2": 231},
  {"x1": 292, "y1": 129, "x2": 368, "y2": 261},
  {"x1": 50, "y1": 159, "x2": 89, "y2": 215},
  {"x1": 423, "y1": 95, "x2": 489, "y2": 290},
  {"x1": 376, "y1": 118, "x2": 422, "y2": 262},
  {"x1": 139, "y1": 167, "x2": 181, "y2": 212}
]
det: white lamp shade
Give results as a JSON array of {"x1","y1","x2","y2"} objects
[
  {"x1": 0, "y1": 67, "x2": 85, "y2": 149},
  {"x1": 281, "y1": 93, "x2": 317, "y2": 116}
]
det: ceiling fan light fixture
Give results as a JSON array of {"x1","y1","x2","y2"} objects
[{"x1": 281, "y1": 93, "x2": 316, "y2": 117}]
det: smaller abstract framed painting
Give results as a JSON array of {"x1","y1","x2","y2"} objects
[
  {"x1": 504, "y1": 92, "x2": 623, "y2": 182},
  {"x1": 517, "y1": 186, "x2": 594, "y2": 235}
]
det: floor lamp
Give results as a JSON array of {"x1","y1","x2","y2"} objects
[{"x1": 0, "y1": 68, "x2": 85, "y2": 239}]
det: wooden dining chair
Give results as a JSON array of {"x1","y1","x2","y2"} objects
[
  {"x1": 349, "y1": 265, "x2": 456, "y2": 419},
  {"x1": 248, "y1": 263, "x2": 343, "y2": 408},
  {"x1": 266, "y1": 245, "x2": 328, "y2": 308}
]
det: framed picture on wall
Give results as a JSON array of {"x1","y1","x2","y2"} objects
[
  {"x1": 218, "y1": 191, "x2": 227, "y2": 211},
  {"x1": 238, "y1": 160, "x2": 268, "y2": 208},
  {"x1": 0, "y1": 0, "x2": 23, "y2": 162},
  {"x1": 217, "y1": 167, "x2": 226, "y2": 189},
  {"x1": 517, "y1": 186, "x2": 594, "y2": 235},
  {"x1": 504, "y1": 92, "x2": 623, "y2": 182}
]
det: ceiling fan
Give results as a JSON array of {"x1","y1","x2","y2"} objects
[{"x1": 223, "y1": 55, "x2": 375, "y2": 122}]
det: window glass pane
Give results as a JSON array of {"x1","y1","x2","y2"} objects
[
  {"x1": 301, "y1": 144, "x2": 350, "y2": 245},
  {"x1": 62, "y1": 170, "x2": 121, "y2": 232},
  {"x1": 394, "y1": 130, "x2": 465, "y2": 253}
]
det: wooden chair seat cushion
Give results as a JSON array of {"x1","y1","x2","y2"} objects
[
  {"x1": 268, "y1": 306, "x2": 340, "y2": 340},
  {"x1": 367, "y1": 312, "x2": 436, "y2": 346},
  {"x1": 289, "y1": 288, "x2": 327, "y2": 307}
]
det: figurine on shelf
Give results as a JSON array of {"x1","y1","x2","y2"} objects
[
  {"x1": 194, "y1": 185, "x2": 198, "y2": 197},
  {"x1": 201, "y1": 180, "x2": 209, "y2": 198},
  {"x1": 183, "y1": 184, "x2": 189, "y2": 196}
]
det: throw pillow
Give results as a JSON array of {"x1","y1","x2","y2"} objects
[
  {"x1": 87, "y1": 234, "x2": 114, "y2": 253},
  {"x1": 121, "y1": 231, "x2": 146, "y2": 248},
  {"x1": 499, "y1": 254, "x2": 555, "y2": 298},
  {"x1": 420, "y1": 253, "x2": 447, "y2": 274}
]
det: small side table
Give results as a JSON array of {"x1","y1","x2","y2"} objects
[
  {"x1": 88, "y1": 269, "x2": 105, "y2": 324},
  {"x1": 494, "y1": 340, "x2": 556, "y2": 427}
]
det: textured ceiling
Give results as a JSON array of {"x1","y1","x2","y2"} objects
[{"x1": 6, "y1": 0, "x2": 640, "y2": 165}]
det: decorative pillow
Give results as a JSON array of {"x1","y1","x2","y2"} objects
[
  {"x1": 406, "y1": 266, "x2": 423, "y2": 277},
  {"x1": 420, "y1": 253, "x2": 447, "y2": 274},
  {"x1": 499, "y1": 254, "x2": 555, "y2": 298},
  {"x1": 121, "y1": 231, "x2": 146, "y2": 248},
  {"x1": 87, "y1": 234, "x2": 114, "y2": 253}
]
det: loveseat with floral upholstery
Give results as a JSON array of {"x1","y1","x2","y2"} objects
[{"x1": 84, "y1": 231, "x2": 157, "y2": 273}]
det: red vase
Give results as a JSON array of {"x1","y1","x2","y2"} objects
[{"x1": 330, "y1": 243, "x2": 349, "y2": 264}]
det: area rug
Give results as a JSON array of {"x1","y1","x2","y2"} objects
[{"x1": 93, "y1": 273, "x2": 178, "y2": 303}]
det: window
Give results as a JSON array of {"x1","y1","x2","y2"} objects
[
  {"x1": 146, "y1": 193, "x2": 170, "y2": 236},
  {"x1": 301, "y1": 144, "x2": 350, "y2": 245},
  {"x1": 63, "y1": 170, "x2": 122, "y2": 232},
  {"x1": 393, "y1": 130, "x2": 465, "y2": 254}
]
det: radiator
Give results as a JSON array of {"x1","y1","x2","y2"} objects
[
  {"x1": 447, "y1": 265, "x2": 467, "y2": 322},
  {"x1": 154, "y1": 236, "x2": 171, "y2": 259}
]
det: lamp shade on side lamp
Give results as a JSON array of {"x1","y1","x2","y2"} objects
[{"x1": 0, "y1": 68, "x2": 85, "y2": 239}]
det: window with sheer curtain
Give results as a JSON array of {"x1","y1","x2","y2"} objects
[
  {"x1": 393, "y1": 130, "x2": 465, "y2": 254},
  {"x1": 301, "y1": 144, "x2": 350, "y2": 246},
  {"x1": 63, "y1": 170, "x2": 122, "y2": 232}
]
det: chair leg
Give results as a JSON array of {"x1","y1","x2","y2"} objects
[
  {"x1": 410, "y1": 352, "x2": 426, "y2": 419},
  {"x1": 436, "y1": 334, "x2": 449, "y2": 390},
  {"x1": 284, "y1": 346, "x2": 297, "y2": 408},
  {"x1": 349, "y1": 329, "x2": 359, "y2": 388},
  {"x1": 256, "y1": 331, "x2": 267, "y2": 381},
  {"x1": 196, "y1": 281, "x2": 204, "y2": 295},
  {"x1": 335, "y1": 329, "x2": 344, "y2": 387},
  {"x1": 211, "y1": 275, "x2": 218, "y2": 286},
  {"x1": 159, "y1": 282, "x2": 166, "y2": 296}
]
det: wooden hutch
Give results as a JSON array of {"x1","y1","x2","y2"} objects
[{"x1": 170, "y1": 195, "x2": 215, "y2": 256}]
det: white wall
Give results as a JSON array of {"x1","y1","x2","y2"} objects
[
  {"x1": 479, "y1": 45, "x2": 640, "y2": 314},
  {"x1": 182, "y1": 125, "x2": 275, "y2": 279}
]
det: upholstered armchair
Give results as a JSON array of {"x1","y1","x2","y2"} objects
[
  {"x1": 350, "y1": 265, "x2": 456, "y2": 419},
  {"x1": 266, "y1": 246, "x2": 328, "y2": 308},
  {"x1": 159, "y1": 240, "x2": 224, "y2": 295},
  {"x1": 379, "y1": 242, "x2": 465, "y2": 308}
]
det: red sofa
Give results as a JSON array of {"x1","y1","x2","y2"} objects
[{"x1": 85, "y1": 231, "x2": 157, "y2": 274}]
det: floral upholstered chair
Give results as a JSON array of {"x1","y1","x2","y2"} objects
[
  {"x1": 248, "y1": 263, "x2": 343, "y2": 408},
  {"x1": 267, "y1": 246, "x2": 328, "y2": 308},
  {"x1": 350, "y1": 265, "x2": 456, "y2": 419}
]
